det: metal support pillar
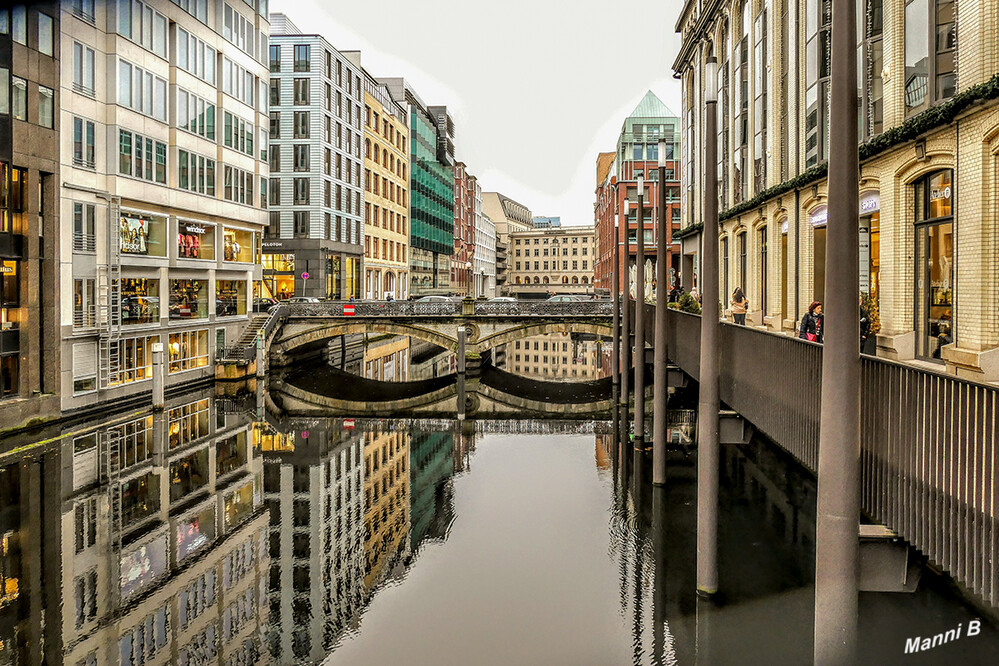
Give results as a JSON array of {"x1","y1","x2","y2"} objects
[
  {"x1": 256, "y1": 331, "x2": 267, "y2": 378},
  {"x1": 152, "y1": 343, "x2": 165, "y2": 410},
  {"x1": 697, "y1": 55, "x2": 720, "y2": 598},
  {"x1": 814, "y1": 0, "x2": 861, "y2": 661},
  {"x1": 653, "y1": 144, "x2": 670, "y2": 485},
  {"x1": 635, "y1": 177, "x2": 646, "y2": 445},
  {"x1": 612, "y1": 197, "x2": 621, "y2": 392},
  {"x1": 457, "y1": 326, "x2": 466, "y2": 375},
  {"x1": 620, "y1": 201, "x2": 631, "y2": 410}
]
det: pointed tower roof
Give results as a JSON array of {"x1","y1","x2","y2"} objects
[{"x1": 627, "y1": 90, "x2": 677, "y2": 120}]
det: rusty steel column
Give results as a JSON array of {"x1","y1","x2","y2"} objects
[
  {"x1": 814, "y1": 0, "x2": 861, "y2": 661},
  {"x1": 621, "y1": 200, "x2": 631, "y2": 410},
  {"x1": 612, "y1": 195, "x2": 621, "y2": 392},
  {"x1": 697, "y1": 55, "x2": 720, "y2": 598},
  {"x1": 653, "y1": 141, "x2": 670, "y2": 485},
  {"x1": 635, "y1": 176, "x2": 646, "y2": 445}
]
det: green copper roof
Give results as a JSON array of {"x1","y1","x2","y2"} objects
[{"x1": 627, "y1": 90, "x2": 677, "y2": 120}]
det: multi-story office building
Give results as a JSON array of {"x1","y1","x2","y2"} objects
[
  {"x1": 60, "y1": 392, "x2": 269, "y2": 666},
  {"x1": 594, "y1": 92, "x2": 682, "y2": 295},
  {"x1": 264, "y1": 16, "x2": 364, "y2": 301},
  {"x1": 593, "y1": 151, "x2": 617, "y2": 294},
  {"x1": 362, "y1": 71, "x2": 409, "y2": 300},
  {"x1": 0, "y1": 3, "x2": 61, "y2": 430},
  {"x1": 362, "y1": 429, "x2": 410, "y2": 594},
  {"x1": 451, "y1": 163, "x2": 474, "y2": 296},
  {"x1": 260, "y1": 419, "x2": 365, "y2": 663},
  {"x1": 509, "y1": 333, "x2": 604, "y2": 380},
  {"x1": 674, "y1": 0, "x2": 999, "y2": 380},
  {"x1": 379, "y1": 79, "x2": 454, "y2": 296},
  {"x1": 473, "y1": 211, "x2": 497, "y2": 298},
  {"x1": 509, "y1": 224, "x2": 596, "y2": 297},
  {"x1": 58, "y1": 1, "x2": 270, "y2": 414},
  {"x1": 361, "y1": 333, "x2": 410, "y2": 381}
]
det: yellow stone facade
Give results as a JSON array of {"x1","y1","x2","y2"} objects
[
  {"x1": 363, "y1": 86, "x2": 410, "y2": 299},
  {"x1": 363, "y1": 430, "x2": 410, "y2": 592},
  {"x1": 675, "y1": 0, "x2": 999, "y2": 380}
]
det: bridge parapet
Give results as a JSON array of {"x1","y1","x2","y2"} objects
[{"x1": 281, "y1": 300, "x2": 614, "y2": 318}]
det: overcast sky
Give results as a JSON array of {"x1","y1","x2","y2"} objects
[{"x1": 279, "y1": 0, "x2": 686, "y2": 227}]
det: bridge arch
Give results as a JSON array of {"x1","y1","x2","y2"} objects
[
  {"x1": 474, "y1": 320, "x2": 612, "y2": 352},
  {"x1": 272, "y1": 321, "x2": 459, "y2": 360}
]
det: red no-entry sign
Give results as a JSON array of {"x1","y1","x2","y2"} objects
[{"x1": 343, "y1": 304, "x2": 355, "y2": 316}]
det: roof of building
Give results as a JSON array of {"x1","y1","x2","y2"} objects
[{"x1": 627, "y1": 90, "x2": 678, "y2": 120}]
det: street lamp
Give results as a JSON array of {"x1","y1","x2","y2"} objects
[
  {"x1": 465, "y1": 261, "x2": 472, "y2": 298},
  {"x1": 653, "y1": 136, "x2": 669, "y2": 485},
  {"x1": 635, "y1": 174, "x2": 646, "y2": 445},
  {"x1": 697, "y1": 54, "x2": 721, "y2": 599}
]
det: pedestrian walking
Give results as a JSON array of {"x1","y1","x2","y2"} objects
[
  {"x1": 730, "y1": 287, "x2": 749, "y2": 325},
  {"x1": 859, "y1": 296, "x2": 871, "y2": 354},
  {"x1": 798, "y1": 301, "x2": 824, "y2": 343}
]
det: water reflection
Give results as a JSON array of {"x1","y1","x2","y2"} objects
[{"x1": 2, "y1": 392, "x2": 998, "y2": 664}]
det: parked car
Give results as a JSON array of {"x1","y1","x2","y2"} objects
[
  {"x1": 253, "y1": 297, "x2": 279, "y2": 313},
  {"x1": 488, "y1": 296, "x2": 517, "y2": 302},
  {"x1": 415, "y1": 295, "x2": 454, "y2": 302},
  {"x1": 547, "y1": 295, "x2": 586, "y2": 302},
  {"x1": 284, "y1": 296, "x2": 321, "y2": 304}
]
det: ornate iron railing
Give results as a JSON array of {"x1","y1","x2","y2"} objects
[{"x1": 281, "y1": 300, "x2": 613, "y2": 318}]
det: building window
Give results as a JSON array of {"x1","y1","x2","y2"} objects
[
  {"x1": 269, "y1": 178, "x2": 280, "y2": 206},
  {"x1": 73, "y1": 42, "x2": 96, "y2": 95},
  {"x1": 168, "y1": 329, "x2": 209, "y2": 372},
  {"x1": 269, "y1": 112, "x2": 280, "y2": 138},
  {"x1": 222, "y1": 2, "x2": 255, "y2": 58},
  {"x1": 37, "y1": 12, "x2": 53, "y2": 56},
  {"x1": 904, "y1": 0, "x2": 955, "y2": 115},
  {"x1": 120, "y1": 278, "x2": 159, "y2": 325},
  {"x1": 171, "y1": 0, "x2": 209, "y2": 24},
  {"x1": 176, "y1": 27, "x2": 215, "y2": 84},
  {"x1": 12, "y1": 77, "x2": 26, "y2": 121},
  {"x1": 293, "y1": 211, "x2": 309, "y2": 236},
  {"x1": 73, "y1": 117, "x2": 96, "y2": 168},
  {"x1": 294, "y1": 78, "x2": 309, "y2": 105},
  {"x1": 10, "y1": 6, "x2": 26, "y2": 44},
  {"x1": 294, "y1": 111, "x2": 310, "y2": 138},
  {"x1": 215, "y1": 280, "x2": 247, "y2": 317},
  {"x1": 178, "y1": 151, "x2": 216, "y2": 196},
  {"x1": 913, "y1": 170, "x2": 953, "y2": 360},
  {"x1": 805, "y1": 0, "x2": 831, "y2": 168},
  {"x1": 754, "y1": 6, "x2": 768, "y2": 193},
  {"x1": 169, "y1": 280, "x2": 208, "y2": 319},
  {"x1": 222, "y1": 227, "x2": 254, "y2": 262},
  {"x1": 38, "y1": 86, "x2": 54, "y2": 128},
  {"x1": 74, "y1": 570, "x2": 98, "y2": 628},
  {"x1": 178, "y1": 89, "x2": 215, "y2": 140},
  {"x1": 118, "y1": 0, "x2": 167, "y2": 58},
  {"x1": 72, "y1": 342, "x2": 97, "y2": 394},
  {"x1": 73, "y1": 203, "x2": 96, "y2": 252},
  {"x1": 293, "y1": 144, "x2": 309, "y2": 171},
  {"x1": 223, "y1": 112, "x2": 253, "y2": 156},
  {"x1": 861, "y1": 0, "x2": 884, "y2": 137},
  {"x1": 293, "y1": 178, "x2": 310, "y2": 204},
  {"x1": 74, "y1": 498, "x2": 98, "y2": 553},
  {"x1": 73, "y1": 278, "x2": 96, "y2": 328},
  {"x1": 178, "y1": 221, "x2": 215, "y2": 259},
  {"x1": 221, "y1": 57, "x2": 254, "y2": 107},
  {"x1": 294, "y1": 45, "x2": 310, "y2": 72},
  {"x1": 118, "y1": 130, "x2": 167, "y2": 184},
  {"x1": 110, "y1": 336, "x2": 155, "y2": 386},
  {"x1": 222, "y1": 166, "x2": 254, "y2": 205},
  {"x1": 168, "y1": 398, "x2": 209, "y2": 449},
  {"x1": 269, "y1": 45, "x2": 280, "y2": 72},
  {"x1": 119, "y1": 605, "x2": 169, "y2": 664}
]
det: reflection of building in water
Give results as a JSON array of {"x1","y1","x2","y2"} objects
[
  {"x1": 408, "y1": 433, "x2": 457, "y2": 550},
  {"x1": 362, "y1": 335, "x2": 410, "y2": 382},
  {"x1": 509, "y1": 333, "x2": 606, "y2": 380},
  {"x1": 409, "y1": 340, "x2": 454, "y2": 381},
  {"x1": 258, "y1": 420, "x2": 365, "y2": 664},
  {"x1": 58, "y1": 394, "x2": 269, "y2": 666},
  {"x1": 363, "y1": 431, "x2": 410, "y2": 594},
  {"x1": 324, "y1": 334, "x2": 366, "y2": 376}
]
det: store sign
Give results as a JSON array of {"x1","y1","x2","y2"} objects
[
  {"x1": 810, "y1": 207, "x2": 828, "y2": 227},
  {"x1": 860, "y1": 193, "x2": 880, "y2": 213},
  {"x1": 0, "y1": 265, "x2": 13, "y2": 273},
  {"x1": 931, "y1": 186, "x2": 952, "y2": 202},
  {"x1": 262, "y1": 241, "x2": 284, "y2": 248}
]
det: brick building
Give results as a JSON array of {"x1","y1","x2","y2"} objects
[
  {"x1": 674, "y1": 0, "x2": 999, "y2": 380},
  {"x1": 451, "y1": 162, "x2": 475, "y2": 295}
]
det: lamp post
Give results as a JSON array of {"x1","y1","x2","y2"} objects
[
  {"x1": 620, "y1": 198, "x2": 630, "y2": 409},
  {"x1": 814, "y1": 0, "x2": 861, "y2": 660},
  {"x1": 697, "y1": 54, "x2": 721, "y2": 598},
  {"x1": 612, "y1": 193, "x2": 620, "y2": 393},
  {"x1": 465, "y1": 261, "x2": 472, "y2": 298},
  {"x1": 635, "y1": 175, "x2": 646, "y2": 445},
  {"x1": 653, "y1": 137, "x2": 669, "y2": 485}
]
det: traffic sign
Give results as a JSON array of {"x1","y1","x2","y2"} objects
[
  {"x1": 343, "y1": 304, "x2": 355, "y2": 316},
  {"x1": 343, "y1": 419, "x2": 355, "y2": 430},
  {"x1": 301, "y1": 272, "x2": 310, "y2": 279}
]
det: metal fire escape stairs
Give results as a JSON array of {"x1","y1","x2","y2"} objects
[{"x1": 98, "y1": 197, "x2": 122, "y2": 389}]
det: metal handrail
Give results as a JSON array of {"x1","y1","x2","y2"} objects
[{"x1": 281, "y1": 300, "x2": 613, "y2": 318}]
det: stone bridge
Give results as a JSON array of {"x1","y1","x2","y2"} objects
[{"x1": 268, "y1": 300, "x2": 614, "y2": 368}]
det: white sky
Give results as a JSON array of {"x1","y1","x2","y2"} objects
[{"x1": 278, "y1": 0, "x2": 686, "y2": 227}]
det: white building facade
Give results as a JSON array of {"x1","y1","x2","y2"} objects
[
  {"x1": 59, "y1": 0, "x2": 271, "y2": 413},
  {"x1": 473, "y1": 209, "x2": 497, "y2": 298}
]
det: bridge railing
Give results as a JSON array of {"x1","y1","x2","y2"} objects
[
  {"x1": 281, "y1": 300, "x2": 614, "y2": 317},
  {"x1": 665, "y1": 308, "x2": 999, "y2": 608}
]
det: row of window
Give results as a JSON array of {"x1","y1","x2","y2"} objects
[
  {"x1": 514, "y1": 236, "x2": 591, "y2": 244},
  {"x1": 516, "y1": 246, "x2": 589, "y2": 257},
  {"x1": 365, "y1": 106, "x2": 407, "y2": 152},
  {"x1": 0, "y1": 6, "x2": 54, "y2": 55},
  {"x1": 0, "y1": 68, "x2": 54, "y2": 128},
  {"x1": 364, "y1": 169, "x2": 407, "y2": 207},
  {"x1": 366, "y1": 203, "x2": 407, "y2": 235},
  {"x1": 364, "y1": 236, "x2": 407, "y2": 263},
  {"x1": 515, "y1": 261, "x2": 589, "y2": 271}
]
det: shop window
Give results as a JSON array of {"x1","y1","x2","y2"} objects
[
  {"x1": 1, "y1": 261, "x2": 19, "y2": 307},
  {"x1": 169, "y1": 449, "x2": 209, "y2": 502},
  {"x1": 169, "y1": 280, "x2": 208, "y2": 319},
  {"x1": 110, "y1": 336, "x2": 155, "y2": 386},
  {"x1": 914, "y1": 170, "x2": 953, "y2": 360},
  {"x1": 223, "y1": 228, "x2": 254, "y2": 263},
  {"x1": 168, "y1": 329, "x2": 208, "y2": 374},
  {"x1": 120, "y1": 278, "x2": 159, "y2": 325},
  {"x1": 108, "y1": 415, "x2": 154, "y2": 471},
  {"x1": 215, "y1": 280, "x2": 247, "y2": 316},
  {"x1": 120, "y1": 212, "x2": 166, "y2": 256},
  {"x1": 178, "y1": 221, "x2": 215, "y2": 259},
  {"x1": 168, "y1": 398, "x2": 209, "y2": 449}
]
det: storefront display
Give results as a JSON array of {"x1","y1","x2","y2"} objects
[
  {"x1": 177, "y1": 221, "x2": 215, "y2": 260},
  {"x1": 120, "y1": 278, "x2": 159, "y2": 325},
  {"x1": 223, "y1": 227, "x2": 254, "y2": 263},
  {"x1": 168, "y1": 330, "x2": 209, "y2": 373},
  {"x1": 120, "y1": 212, "x2": 166, "y2": 256},
  {"x1": 169, "y1": 279, "x2": 207, "y2": 319},
  {"x1": 215, "y1": 280, "x2": 247, "y2": 317},
  {"x1": 177, "y1": 505, "x2": 216, "y2": 562},
  {"x1": 120, "y1": 536, "x2": 167, "y2": 600},
  {"x1": 914, "y1": 170, "x2": 954, "y2": 360}
]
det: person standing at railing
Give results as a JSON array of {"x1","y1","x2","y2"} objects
[
  {"x1": 730, "y1": 287, "x2": 749, "y2": 325},
  {"x1": 798, "y1": 301, "x2": 824, "y2": 343}
]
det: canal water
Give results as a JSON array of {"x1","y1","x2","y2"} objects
[{"x1": 1, "y1": 335, "x2": 997, "y2": 664}]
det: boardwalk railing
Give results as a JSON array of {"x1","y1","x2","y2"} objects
[{"x1": 665, "y1": 309, "x2": 999, "y2": 608}]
